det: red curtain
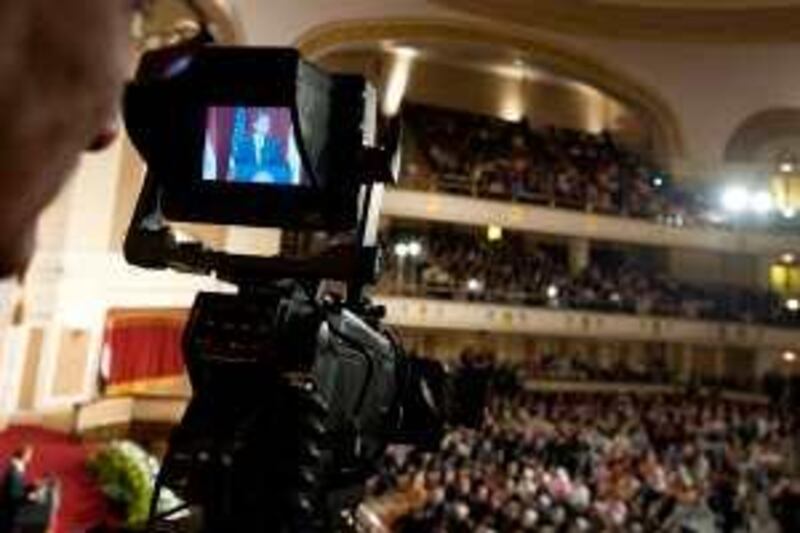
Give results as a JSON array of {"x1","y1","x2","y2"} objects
[
  {"x1": 207, "y1": 107, "x2": 234, "y2": 180},
  {"x1": 104, "y1": 317, "x2": 185, "y2": 391}
]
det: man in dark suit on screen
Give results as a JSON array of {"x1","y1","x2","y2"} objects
[
  {"x1": 230, "y1": 110, "x2": 295, "y2": 184},
  {"x1": 0, "y1": 446, "x2": 35, "y2": 533}
]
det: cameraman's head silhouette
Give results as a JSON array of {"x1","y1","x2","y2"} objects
[{"x1": 0, "y1": 0, "x2": 132, "y2": 277}]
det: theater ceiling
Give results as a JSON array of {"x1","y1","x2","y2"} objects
[{"x1": 433, "y1": 0, "x2": 800, "y2": 42}]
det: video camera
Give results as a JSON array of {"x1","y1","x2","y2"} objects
[{"x1": 123, "y1": 37, "x2": 490, "y2": 532}]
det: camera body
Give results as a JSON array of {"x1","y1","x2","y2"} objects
[
  {"x1": 157, "y1": 285, "x2": 444, "y2": 530},
  {"x1": 123, "y1": 42, "x2": 486, "y2": 531}
]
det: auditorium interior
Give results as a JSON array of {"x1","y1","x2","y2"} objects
[{"x1": 3, "y1": 0, "x2": 800, "y2": 531}]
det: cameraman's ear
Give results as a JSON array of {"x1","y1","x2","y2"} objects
[{"x1": 86, "y1": 123, "x2": 120, "y2": 152}]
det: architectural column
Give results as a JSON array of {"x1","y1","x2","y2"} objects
[
  {"x1": 677, "y1": 344, "x2": 692, "y2": 383},
  {"x1": 0, "y1": 280, "x2": 20, "y2": 429},
  {"x1": 755, "y1": 257, "x2": 773, "y2": 293},
  {"x1": 568, "y1": 238, "x2": 590, "y2": 276},
  {"x1": 714, "y1": 347, "x2": 725, "y2": 380},
  {"x1": 9, "y1": 139, "x2": 128, "y2": 419},
  {"x1": 753, "y1": 348, "x2": 776, "y2": 381}
]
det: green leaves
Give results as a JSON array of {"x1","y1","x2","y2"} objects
[{"x1": 87, "y1": 440, "x2": 181, "y2": 529}]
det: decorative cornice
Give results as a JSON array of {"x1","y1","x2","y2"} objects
[
  {"x1": 431, "y1": 0, "x2": 800, "y2": 43},
  {"x1": 295, "y1": 18, "x2": 686, "y2": 161}
]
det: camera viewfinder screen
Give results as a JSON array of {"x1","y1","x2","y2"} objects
[{"x1": 203, "y1": 106, "x2": 306, "y2": 186}]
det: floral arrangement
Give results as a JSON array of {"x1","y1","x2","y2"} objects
[{"x1": 87, "y1": 440, "x2": 183, "y2": 529}]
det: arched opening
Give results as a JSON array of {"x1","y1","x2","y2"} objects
[{"x1": 724, "y1": 108, "x2": 800, "y2": 164}]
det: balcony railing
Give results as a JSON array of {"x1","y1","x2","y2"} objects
[
  {"x1": 375, "y1": 295, "x2": 800, "y2": 349},
  {"x1": 383, "y1": 189, "x2": 800, "y2": 256}
]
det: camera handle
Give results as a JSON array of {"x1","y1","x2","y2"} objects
[
  {"x1": 145, "y1": 374, "x2": 333, "y2": 532},
  {"x1": 123, "y1": 170, "x2": 367, "y2": 284},
  {"x1": 144, "y1": 286, "x2": 335, "y2": 532}
]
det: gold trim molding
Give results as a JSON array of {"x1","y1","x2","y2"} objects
[
  {"x1": 725, "y1": 108, "x2": 800, "y2": 163},
  {"x1": 295, "y1": 18, "x2": 686, "y2": 162},
  {"x1": 432, "y1": 0, "x2": 800, "y2": 43}
]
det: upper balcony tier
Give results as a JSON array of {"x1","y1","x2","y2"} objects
[
  {"x1": 393, "y1": 103, "x2": 800, "y2": 255},
  {"x1": 383, "y1": 189, "x2": 800, "y2": 256}
]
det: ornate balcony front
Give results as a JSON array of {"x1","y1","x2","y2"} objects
[
  {"x1": 376, "y1": 295, "x2": 800, "y2": 350},
  {"x1": 382, "y1": 189, "x2": 800, "y2": 256}
]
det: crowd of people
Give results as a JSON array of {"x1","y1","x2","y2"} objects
[
  {"x1": 365, "y1": 387, "x2": 800, "y2": 532},
  {"x1": 418, "y1": 346, "x2": 792, "y2": 400},
  {"x1": 381, "y1": 229, "x2": 798, "y2": 326},
  {"x1": 401, "y1": 103, "x2": 707, "y2": 225},
  {"x1": 522, "y1": 350, "x2": 671, "y2": 386}
]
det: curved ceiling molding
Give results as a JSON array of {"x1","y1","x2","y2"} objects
[
  {"x1": 295, "y1": 18, "x2": 686, "y2": 161},
  {"x1": 432, "y1": 0, "x2": 800, "y2": 43},
  {"x1": 141, "y1": 0, "x2": 243, "y2": 44},
  {"x1": 199, "y1": 0, "x2": 245, "y2": 43},
  {"x1": 725, "y1": 108, "x2": 800, "y2": 162}
]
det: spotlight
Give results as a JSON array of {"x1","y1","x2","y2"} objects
[
  {"x1": 407, "y1": 241, "x2": 422, "y2": 258},
  {"x1": 782, "y1": 208, "x2": 797, "y2": 219},
  {"x1": 751, "y1": 191, "x2": 774, "y2": 214},
  {"x1": 487, "y1": 225, "x2": 503, "y2": 242},
  {"x1": 780, "y1": 161, "x2": 795, "y2": 174},
  {"x1": 394, "y1": 242, "x2": 409, "y2": 258},
  {"x1": 466, "y1": 278, "x2": 483, "y2": 293},
  {"x1": 652, "y1": 177, "x2": 664, "y2": 188},
  {"x1": 706, "y1": 211, "x2": 726, "y2": 225},
  {"x1": 786, "y1": 298, "x2": 800, "y2": 312},
  {"x1": 781, "y1": 253, "x2": 796, "y2": 265},
  {"x1": 546, "y1": 285, "x2": 559, "y2": 299},
  {"x1": 783, "y1": 350, "x2": 797, "y2": 363},
  {"x1": 721, "y1": 186, "x2": 749, "y2": 213}
]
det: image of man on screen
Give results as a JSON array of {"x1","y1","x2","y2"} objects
[{"x1": 229, "y1": 110, "x2": 296, "y2": 184}]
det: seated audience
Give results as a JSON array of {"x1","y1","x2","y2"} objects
[
  {"x1": 402, "y1": 103, "x2": 706, "y2": 225},
  {"x1": 381, "y1": 229, "x2": 798, "y2": 327},
  {"x1": 365, "y1": 383, "x2": 797, "y2": 532}
]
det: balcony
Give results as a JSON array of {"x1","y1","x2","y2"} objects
[
  {"x1": 375, "y1": 295, "x2": 800, "y2": 349},
  {"x1": 382, "y1": 189, "x2": 800, "y2": 256}
]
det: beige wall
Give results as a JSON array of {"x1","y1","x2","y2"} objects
[
  {"x1": 51, "y1": 330, "x2": 91, "y2": 398},
  {"x1": 110, "y1": 139, "x2": 147, "y2": 251},
  {"x1": 17, "y1": 329, "x2": 45, "y2": 412},
  {"x1": 111, "y1": 142, "x2": 231, "y2": 251}
]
